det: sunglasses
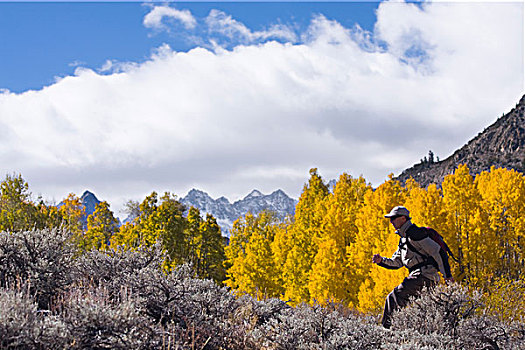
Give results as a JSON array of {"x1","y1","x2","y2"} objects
[{"x1": 389, "y1": 215, "x2": 402, "y2": 221}]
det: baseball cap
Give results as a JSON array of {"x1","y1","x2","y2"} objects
[{"x1": 384, "y1": 206, "x2": 410, "y2": 219}]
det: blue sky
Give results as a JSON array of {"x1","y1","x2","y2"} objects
[
  {"x1": 1, "y1": 2, "x2": 379, "y2": 92},
  {"x1": 0, "y1": 1, "x2": 523, "y2": 218}
]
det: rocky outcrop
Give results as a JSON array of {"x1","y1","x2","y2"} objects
[{"x1": 397, "y1": 94, "x2": 525, "y2": 186}]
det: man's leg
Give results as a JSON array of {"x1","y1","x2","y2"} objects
[{"x1": 381, "y1": 275, "x2": 434, "y2": 328}]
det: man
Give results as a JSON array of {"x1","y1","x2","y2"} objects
[{"x1": 372, "y1": 206, "x2": 453, "y2": 329}]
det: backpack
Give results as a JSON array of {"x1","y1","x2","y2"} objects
[
  {"x1": 405, "y1": 227, "x2": 459, "y2": 263},
  {"x1": 423, "y1": 227, "x2": 459, "y2": 263}
]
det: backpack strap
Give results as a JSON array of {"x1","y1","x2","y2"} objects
[
  {"x1": 408, "y1": 260, "x2": 436, "y2": 273},
  {"x1": 399, "y1": 235, "x2": 438, "y2": 272}
]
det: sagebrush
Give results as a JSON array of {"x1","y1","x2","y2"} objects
[{"x1": 0, "y1": 229, "x2": 523, "y2": 349}]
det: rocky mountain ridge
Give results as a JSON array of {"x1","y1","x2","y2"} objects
[
  {"x1": 396, "y1": 94, "x2": 525, "y2": 186},
  {"x1": 76, "y1": 188, "x2": 296, "y2": 237},
  {"x1": 180, "y1": 188, "x2": 297, "y2": 235}
]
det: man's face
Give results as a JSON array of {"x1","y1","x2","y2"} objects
[{"x1": 389, "y1": 215, "x2": 407, "y2": 230}]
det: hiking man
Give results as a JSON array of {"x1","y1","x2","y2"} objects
[{"x1": 372, "y1": 206, "x2": 453, "y2": 329}]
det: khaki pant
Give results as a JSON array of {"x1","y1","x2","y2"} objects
[{"x1": 381, "y1": 274, "x2": 436, "y2": 329}]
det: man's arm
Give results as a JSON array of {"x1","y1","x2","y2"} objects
[{"x1": 372, "y1": 248, "x2": 403, "y2": 270}]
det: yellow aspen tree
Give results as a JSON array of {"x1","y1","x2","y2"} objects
[
  {"x1": 270, "y1": 217, "x2": 292, "y2": 293},
  {"x1": 154, "y1": 192, "x2": 187, "y2": 268},
  {"x1": 475, "y1": 167, "x2": 525, "y2": 280},
  {"x1": 281, "y1": 168, "x2": 329, "y2": 305},
  {"x1": 110, "y1": 192, "x2": 159, "y2": 249},
  {"x1": 308, "y1": 174, "x2": 370, "y2": 306},
  {"x1": 84, "y1": 201, "x2": 119, "y2": 251},
  {"x1": 348, "y1": 175, "x2": 407, "y2": 312},
  {"x1": 224, "y1": 215, "x2": 252, "y2": 292},
  {"x1": 404, "y1": 179, "x2": 447, "y2": 229},
  {"x1": 0, "y1": 174, "x2": 39, "y2": 232},
  {"x1": 59, "y1": 193, "x2": 85, "y2": 235},
  {"x1": 226, "y1": 211, "x2": 282, "y2": 298},
  {"x1": 308, "y1": 238, "x2": 345, "y2": 304},
  {"x1": 442, "y1": 164, "x2": 484, "y2": 285},
  {"x1": 110, "y1": 221, "x2": 138, "y2": 248},
  {"x1": 35, "y1": 200, "x2": 63, "y2": 230},
  {"x1": 111, "y1": 192, "x2": 188, "y2": 268},
  {"x1": 136, "y1": 192, "x2": 161, "y2": 247}
]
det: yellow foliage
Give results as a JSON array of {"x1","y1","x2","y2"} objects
[
  {"x1": 84, "y1": 201, "x2": 119, "y2": 251},
  {"x1": 59, "y1": 193, "x2": 85, "y2": 236},
  {"x1": 308, "y1": 238, "x2": 346, "y2": 304},
  {"x1": 225, "y1": 211, "x2": 282, "y2": 299},
  {"x1": 442, "y1": 164, "x2": 484, "y2": 285},
  {"x1": 309, "y1": 174, "x2": 370, "y2": 307},
  {"x1": 483, "y1": 277, "x2": 525, "y2": 323},
  {"x1": 281, "y1": 168, "x2": 329, "y2": 305},
  {"x1": 221, "y1": 167, "x2": 525, "y2": 319},
  {"x1": 476, "y1": 167, "x2": 525, "y2": 280},
  {"x1": 349, "y1": 175, "x2": 407, "y2": 312}
]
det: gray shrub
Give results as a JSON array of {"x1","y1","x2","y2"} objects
[
  {"x1": 391, "y1": 283, "x2": 525, "y2": 350},
  {"x1": 0, "y1": 229, "x2": 75, "y2": 309},
  {"x1": 0, "y1": 229, "x2": 524, "y2": 349}
]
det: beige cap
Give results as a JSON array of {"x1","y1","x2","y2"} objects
[{"x1": 384, "y1": 206, "x2": 410, "y2": 219}]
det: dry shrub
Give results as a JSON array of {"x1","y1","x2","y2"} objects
[
  {"x1": 0, "y1": 229, "x2": 75, "y2": 309},
  {"x1": 391, "y1": 283, "x2": 525, "y2": 350},
  {"x1": 251, "y1": 301, "x2": 383, "y2": 349},
  {"x1": 56, "y1": 287, "x2": 158, "y2": 350},
  {"x1": 0, "y1": 229, "x2": 524, "y2": 349},
  {"x1": 0, "y1": 288, "x2": 69, "y2": 349}
]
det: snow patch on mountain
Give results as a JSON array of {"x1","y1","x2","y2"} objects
[{"x1": 181, "y1": 188, "x2": 297, "y2": 236}]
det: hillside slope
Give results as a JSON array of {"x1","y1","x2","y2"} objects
[{"x1": 397, "y1": 95, "x2": 525, "y2": 186}]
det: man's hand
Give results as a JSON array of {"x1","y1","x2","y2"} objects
[{"x1": 372, "y1": 254, "x2": 383, "y2": 264}]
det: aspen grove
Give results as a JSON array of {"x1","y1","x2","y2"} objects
[{"x1": 225, "y1": 166, "x2": 525, "y2": 321}]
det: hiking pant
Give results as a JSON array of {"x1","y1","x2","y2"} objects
[{"x1": 381, "y1": 274, "x2": 435, "y2": 329}]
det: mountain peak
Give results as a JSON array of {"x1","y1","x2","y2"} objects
[
  {"x1": 187, "y1": 188, "x2": 208, "y2": 196},
  {"x1": 81, "y1": 190, "x2": 97, "y2": 200},
  {"x1": 181, "y1": 188, "x2": 296, "y2": 236},
  {"x1": 80, "y1": 190, "x2": 101, "y2": 215},
  {"x1": 244, "y1": 189, "x2": 263, "y2": 199}
]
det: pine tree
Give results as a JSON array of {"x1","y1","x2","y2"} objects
[
  {"x1": 185, "y1": 206, "x2": 204, "y2": 271},
  {"x1": 198, "y1": 214, "x2": 225, "y2": 283}
]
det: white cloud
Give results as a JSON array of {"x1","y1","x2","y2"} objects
[
  {"x1": 0, "y1": 1, "x2": 523, "y2": 215},
  {"x1": 205, "y1": 9, "x2": 298, "y2": 43},
  {"x1": 143, "y1": 5, "x2": 196, "y2": 31}
]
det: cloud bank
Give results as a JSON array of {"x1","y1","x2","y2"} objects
[{"x1": 0, "y1": 1, "x2": 523, "y2": 215}]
